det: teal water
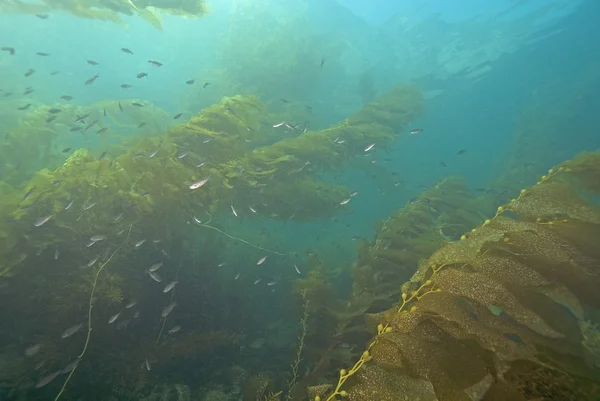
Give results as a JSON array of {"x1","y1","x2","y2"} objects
[{"x1": 1, "y1": 0, "x2": 600, "y2": 400}]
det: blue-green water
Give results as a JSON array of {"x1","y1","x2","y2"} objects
[{"x1": 1, "y1": 0, "x2": 600, "y2": 400}]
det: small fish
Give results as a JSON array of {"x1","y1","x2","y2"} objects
[
  {"x1": 218, "y1": 262, "x2": 226, "y2": 267},
  {"x1": 1, "y1": 47, "x2": 15, "y2": 55},
  {"x1": 23, "y1": 88, "x2": 34, "y2": 95},
  {"x1": 36, "y1": 52, "x2": 50, "y2": 56},
  {"x1": 272, "y1": 121, "x2": 286, "y2": 128},
  {"x1": 18, "y1": 103, "x2": 32, "y2": 110},
  {"x1": 118, "y1": 101, "x2": 123, "y2": 112},
  {"x1": 177, "y1": 151, "x2": 188, "y2": 159},
  {"x1": 85, "y1": 120, "x2": 98, "y2": 131},
  {"x1": 168, "y1": 325, "x2": 181, "y2": 334},
  {"x1": 148, "y1": 60, "x2": 162, "y2": 67},
  {"x1": 136, "y1": 72, "x2": 147, "y2": 78},
  {"x1": 231, "y1": 205, "x2": 238, "y2": 217},
  {"x1": 87, "y1": 257, "x2": 98, "y2": 267},
  {"x1": 85, "y1": 74, "x2": 99, "y2": 85},
  {"x1": 96, "y1": 127, "x2": 107, "y2": 134},
  {"x1": 148, "y1": 262, "x2": 162, "y2": 272},
  {"x1": 234, "y1": 273, "x2": 240, "y2": 280},
  {"x1": 108, "y1": 313, "x2": 120, "y2": 324},
  {"x1": 440, "y1": 161, "x2": 447, "y2": 167},
  {"x1": 22, "y1": 187, "x2": 35, "y2": 201},
  {"x1": 161, "y1": 302, "x2": 176, "y2": 318},
  {"x1": 34, "y1": 215, "x2": 52, "y2": 227},
  {"x1": 456, "y1": 149, "x2": 466, "y2": 155},
  {"x1": 148, "y1": 271, "x2": 162, "y2": 282},
  {"x1": 163, "y1": 281, "x2": 178, "y2": 293},
  {"x1": 253, "y1": 279, "x2": 261, "y2": 285},
  {"x1": 185, "y1": 79, "x2": 195, "y2": 85},
  {"x1": 125, "y1": 300, "x2": 136, "y2": 308},
  {"x1": 340, "y1": 198, "x2": 351, "y2": 205},
  {"x1": 60, "y1": 95, "x2": 73, "y2": 101},
  {"x1": 350, "y1": 191, "x2": 358, "y2": 197},
  {"x1": 87, "y1": 60, "x2": 99, "y2": 65},
  {"x1": 280, "y1": 98, "x2": 289, "y2": 103},
  {"x1": 132, "y1": 102, "x2": 144, "y2": 107},
  {"x1": 121, "y1": 48, "x2": 134, "y2": 54},
  {"x1": 50, "y1": 71, "x2": 59, "y2": 75},
  {"x1": 248, "y1": 206, "x2": 257, "y2": 213},
  {"x1": 196, "y1": 162, "x2": 205, "y2": 168},
  {"x1": 64, "y1": 199, "x2": 74, "y2": 210},
  {"x1": 173, "y1": 112, "x2": 183, "y2": 119},
  {"x1": 25, "y1": 344, "x2": 42, "y2": 357},
  {"x1": 46, "y1": 115, "x2": 56, "y2": 123},
  {"x1": 36, "y1": 372, "x2": 58, "y2": 388},
  {"x1": 69, "y1": 126, "x2": 82, "y2": 132},
  {"x1": 145, "y1": 358, "x2": 151, "y2": 371},
  {"x1": 409, "y1": 128, "x2": 423, "y2": 135},
  {"x1": 203, "y1": 82, "x2": 210, "y2": 88},
  {"x1": 25, "y1": 69, "x2": 35, "y2": 77},
  {"x1": 99, "y1": 151, "x2": 107, "y2": 160},
  {"x1": 90, "y1": 235, "x2": 106, "y2": 242},
  {"x1": 135, "y1": 239, "x2": 146, "y2": 248},
  {"x1": 267, "y1": 281, "x2": 277, "y2": 286},
  {"x1": 120, "y1": 84, "x2": 131, "y2": 88},
  {"x1": 82, "y1": 202, "x2": 96, "y2": 211},
  {"x1": 189, "y1": 177, "x2": 209, "y2": 190},
  {"x1": 54, "y1": 245, "x2": 60, "y2": 260},
  {"x1": 61, "y1": 323, "x2": 83, "y2": 339},
  {"x1": 149, "y1": 148, "x2": 159, "y2": 158},
  {"x1": 35, "y1": 14, "x2": 49, "y2": 19},
  {"x1": 75, "y1": 114, "x2": 89, "y2": 123},
  {"x1": 48, "y1": 108, "x2": 61, "y2": 114},
  {"x1": 137, "y1": 122, "x2": 146, "y2": 128},
  {"x1": 364, "y1": 143, "x2": 375, "y2": 152},
  {"x1": 257, "y1": 256, "x2": 267, "y2": 265},
  {"x1": 60, "y1": 358, "x2": 81, "y2": 374},
  {"x1": 320, "y1": 58, "x2": 325, "y2": 68},
  {"x1": 294, "y1": 264, "x2": 301, "y2": 274},
  {"x1": 113, "y1": 212, "x2": 124, "y2": 221}
]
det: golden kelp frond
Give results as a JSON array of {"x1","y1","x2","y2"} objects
[
  {"x1": 0, "y1": 0, "x2": 209, "y2": 28},
  {"x1": 317, "y1": 155, "x2": 600, "y2": 401},
  {"x1": 352, "y1": 177, "x2": 485, "y2": 313}
]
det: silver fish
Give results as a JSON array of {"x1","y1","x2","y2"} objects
[
  {"x1": 87, "y1": 257, "x2": 98, "y2": 267},
  {"x1": 189, "y1": 177, "x2": 209, "y2": 190},
  {"x1": 90, "y1": 235, "x2": 106, "y2": 242},
  {"x1": 60, "y1": 358, "x2": 81, "y2": 374},
  {"x1": 54, "y1": 245, "x2": 59, "y2": 260},
  {"x1": 231, "y1": 205, "x2": 238, "y2": 217},
  {"x1": 267, "y1": 281, "x2": 277, "y2": 286},
  {"x1": 35, "y1": 372, "x2": 58, "y2": 388},
  {"x1": 256, "y1": 256, "x2": 267, "y2": 265},
  {"x1": 145, "y1": 358, "x2": 151, "y2": 371},
  {"x1": 234, "y1": 273, "x2": 240, "y2": 280},
  {"x1": 148, "y1": 148, "x2": 159, "y2": 158},
  {"x1": 168, "y1": 325, "x2": 181, "y2": 334},
  {"x1": 148, "y1": 262, "x2": 162, "y2": 272},
  {"x1": 253, "y1": 279, "x2": 261, "y2": 285},
  {"x1": 61, "y1": 323, "x2": 82, "y2": 339},
  {"x1": 25, "y1": 344, "x2": 42, "y2": 357},
  {"x1": 34, "y1": 215, "x2": 52, "y2": 227},
  {"x1": 148, "y1": 271, "x2": 162, "y2": 282},
  {"x1": 108, "y1": 312, "x2": 120, "y2": 324},
  {"x1": 82, "y1": 202, "x2": 96, "y2": 211},
  {"x1": 64, "y1": 199, "x2": 74, "y2": 210},
  {"x1": 177, "y1": 151, "x2": 188, "y2": 159},
  {"x1": 294, "y1": 265, "x2": 301, "y2": 275},
  {"x1": 163, "y1": 281, "x2": 178, "y2": 293},
  {"x1": 161, "y1": 302, "x2": 176, "y2": 318},
  {"x1": 125, "y1": 300, "x2": 136, "y2": 309},
  {"x1": 135, "y1": 239, "x2": 146, "y2": 248}
]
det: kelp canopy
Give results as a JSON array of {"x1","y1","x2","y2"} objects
[
  {"x1": 0, "y1": 0, "x2": 208, "y2": 29},
  {"x1": 308, "y1": 151, "x2": 600, "y2": 401}
]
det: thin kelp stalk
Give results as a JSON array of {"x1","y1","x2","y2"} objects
[
  {"x1": 54, "y1": 225, "x2": 133, "y2": 401},
  {"x1": 286, "y1": 290, "x2": 309, "y2": 401},
  {"x1": 195, "y1": 213, "x2": 287, "y2": 256}
]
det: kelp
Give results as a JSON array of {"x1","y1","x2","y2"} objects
[
  {"x1": 312, "y1": 151, "x2": 600, "y2": 401},
  {"x1": 0, "y1": 0, "x2": 208, "y2": 29}
]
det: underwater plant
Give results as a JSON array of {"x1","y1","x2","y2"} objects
[{"x1": 312, "y1": 151, "x2": 600, "y2": 401}]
